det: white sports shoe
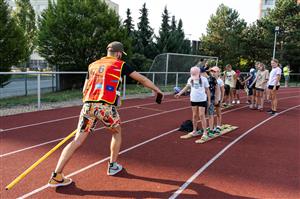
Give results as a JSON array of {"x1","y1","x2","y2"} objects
[
  {"x1": 232, "y1": 100, "x2": 236, "y2": 104},
  {"x1": 237, "y1": 100, "x2": 240, "y2": 104},
  {"x1": 107, "y1": 162, "x2": 123, "y2": 176}
]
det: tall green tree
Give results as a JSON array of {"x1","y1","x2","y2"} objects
[
  {"x1": 156, "y1": 6, "x2": 171, "y2": 53},
  {"x1": 38, "y1": 0, "x2": 129, "y2": 72},
  {"x1": 13, "y1": 0, "x2": 36, "y2": 63},
  {"x1": 135, "y1": 3, "x2": 156, "y2": 59},
  {"x1": 0, "y1": 0, "x2": 26, "y2": 87},
  {"x1": 265, "y1": 0, "x2": 300, "y2": 72},
  {"x1": 242, "y1": 0, "x2": 300, "y2": 72},
  {"x1": 123, "y1": 8, "x2": 134, "y2": 37},
  {"x1": 240, "y1": 22, "x2": 271, "y2": 70},
  {"x1": 200, "y1": 4, "x2": 246, "y2": 67}
]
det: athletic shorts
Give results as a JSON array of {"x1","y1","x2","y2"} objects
[
  {"x1": 191, "y1": 101, "x2": 207, "y2": 107},
  {"x1": 214, "y1": 101, "x2": 221, "y2": 107},
  {"x1": 268, "y1": 85, "x2": 280, "y2": 90},
  {"x1": 255, "y1": 87, "x2": 264, "y2": 92},
  {"x1": 224, "y1": 84, "x2": 230, "y2": 96},
  {"x1": 235, "y1": 83, "x2": 243, "y2": 90},
  {"x1": 247, "y1": 86, "x2": 253, "y2": 96},
  {"x1": 284, "y1": 76, "x2": 290, "y2": 81},
  {"x1": 207, "y1": 102, "x2": 215, "y2": 116},
  {"x1": 77, "y1": 102, "x2": 120, "y2": 133}
]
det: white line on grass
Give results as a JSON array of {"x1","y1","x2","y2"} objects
[{"x1": 168, "y1": 104, "x2": 300, "y2": 199}]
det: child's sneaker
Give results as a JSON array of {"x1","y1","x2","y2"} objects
[
  {"x1": 214, "y1": 126, "x2": 222, "y2": 134},
  {"x1": 107, "y1": 162, "x2": 123, "y2": 176},
  {"x1": 270, "y1": 111, "x2": 277, "y2": 116},
  {"x1": 206, "y1": 128, "x2": 215, "y2": 137},
  {"x1": 195, "y1": 134, "x2": 209, "y2": 143},
  {"x1": 190, "y1": 130, "x2": 203, "y2": 137},
  {"x1": 48, "y1": 172, "x2": 72, "y2": 187}
]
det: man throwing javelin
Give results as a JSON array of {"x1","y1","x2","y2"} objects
[{"x1": 48, "y1": 41, "x2": 163, "y2": 187}]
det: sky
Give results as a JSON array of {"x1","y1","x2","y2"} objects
[{"x1": 113, "y1": 0, "x2": 261, "y2": 40}]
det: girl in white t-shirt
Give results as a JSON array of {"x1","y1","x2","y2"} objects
[
  {"x1": 250, "y1": 62, "x2": 269, "y2": 111},
  {"x1": 267, "y1": 59, "x2": 282, "y2": 115},
  {"x1": 223, "y1": 64, "x2": 236, "y2": 105},
  {"x1": 175, "y1": 66, "x2": 211, "y2": 141}
]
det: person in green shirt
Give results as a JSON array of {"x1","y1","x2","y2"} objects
[{"x1": 283, "y1": 65, "x2": 291, "y2": 87}]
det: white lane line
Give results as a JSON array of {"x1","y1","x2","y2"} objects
[
  {"x1": 135, "y1": 106, "x2": 164, "y2": 112},
  {"x1": 15, "y1": 98, "x2": 300, "y2": 198},
  {"x1": 0, "y1": 106, "x2": 190, "y2": 158},
  {"x1": 168, "y1": 104, "x2": 300, "y2": 199},
  {"x1": 18, "y1": 128, "x2": 179, "y2": 199},
  {"x1": 0, "y1": 104, "x2": 249, "y2": 158},
  {"x1": 3, "y1": 89, "x2": 298, "y2": 132},
  {"x1": 1, "y1": 94, "x2": 298, "y2": 158},
  {"x1": 1, "y1": 98, "x2": 188, "y2": 132}
]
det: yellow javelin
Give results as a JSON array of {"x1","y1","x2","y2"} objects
[{"x1": 5, "y1": 129, "x2": 77, "y2": 190}]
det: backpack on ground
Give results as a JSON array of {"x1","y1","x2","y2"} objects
[{"x1": 178, "y1": 120, "x2": 193, "y2": 132}]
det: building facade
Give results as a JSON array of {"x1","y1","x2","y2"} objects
[{"x1": 260, "y1": 0, "x2": 300, "y2": 18}]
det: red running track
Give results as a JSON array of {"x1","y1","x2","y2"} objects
[{"x1": 0, "y1": 88, "x2": 299, "y2": 198}]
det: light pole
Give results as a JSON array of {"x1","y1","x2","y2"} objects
[{"x1": 272, "y1": 26, "x2": 280, "y2": 59}]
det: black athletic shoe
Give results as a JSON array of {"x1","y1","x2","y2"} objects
[
  {"x1": 267, "y1": 109, "x2": 273, "y2": 113},
  {"x1": 270, "y1": 111, "x2": 277, "y2": 116}
]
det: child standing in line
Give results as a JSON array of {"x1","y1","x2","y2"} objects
[
  {"x1": 267, "y1": 59, "x2": 282, "y2": 116},
  {"x1": 251, "y1": 63, "x2": 269, "y2": 111},
  {"x1": 175, "y1": 66, "x2": 211, "y2": 141},
  {"x1": 223, "y1": 64, "x2": 236, "y2": 106},
  {"x1": 243, "y1": 67, "x2": 257, "y2": 108},
  {"x1": 209, "y1": 66, "x2": 224, "y2": 133},
  {"x1": 201, "y1": 66, "x2": 219, "y2": 136},
  {"x1": 233, "y1": 70, "x2": 244, "y2": 104}
]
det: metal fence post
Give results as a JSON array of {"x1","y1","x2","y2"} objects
[
  {"x1": 175, "y1": 73, "x2": 178, "y2": 87},
  {"x1": 152, "y1": 73, "x2": 155, "y2": 84},
  {"x1": 37, "y1": 73, "x2": 41, "y2": 109},
  {"x1": 165, "y1": 54, "x2": 169, "y2": 87},
  {"x1": 122, "y1": 75, "x2": 126, "y2": 100},
  {"x1": 25, "y1": 74, "x2": 28, "y2": 96}
]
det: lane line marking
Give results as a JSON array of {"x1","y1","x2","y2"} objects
[
  {"x1": 0, "y1": 98, "x2": 188, "y2": 132},
  {"x1": 2, "y1": 89, "x2": 298, "y2": 132},
  {"x1": 15, "y1": 97, "x2": 300, "y2": 198},
  {"x1": 1, "y1": 104, "x2": 248, "y2": 158},
  {"x1": 168, "y1": 104, "x2": 300, "y2": 199},
  {"x1": 17, "y1": 128, "x2": 179, "y2": 199},
  {"x1": 1, "y1": 95, "x2": 298, "y2": 158},
  {"x1": 135, "y1": 106, "x2": 164, "y2": 112}
]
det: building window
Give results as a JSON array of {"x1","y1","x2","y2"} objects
[{"x1": 264, "y1": 0, "x2": 275, "y2": 5}]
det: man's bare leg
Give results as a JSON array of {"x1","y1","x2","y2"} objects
[
  {"x1": 109, "y1": 125, "x2": 122, "y2": 163},
  {"x1": 54, "y1": 131, "x2": 89, "y2": 173}
]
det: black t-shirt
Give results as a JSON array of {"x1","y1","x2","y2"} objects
[
  {"x1": 85, "y1": 62, "x2": 135, "y2": 105},
  {"x1": 207, "y1": 75, "x2": 217, "y2": 100}
]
